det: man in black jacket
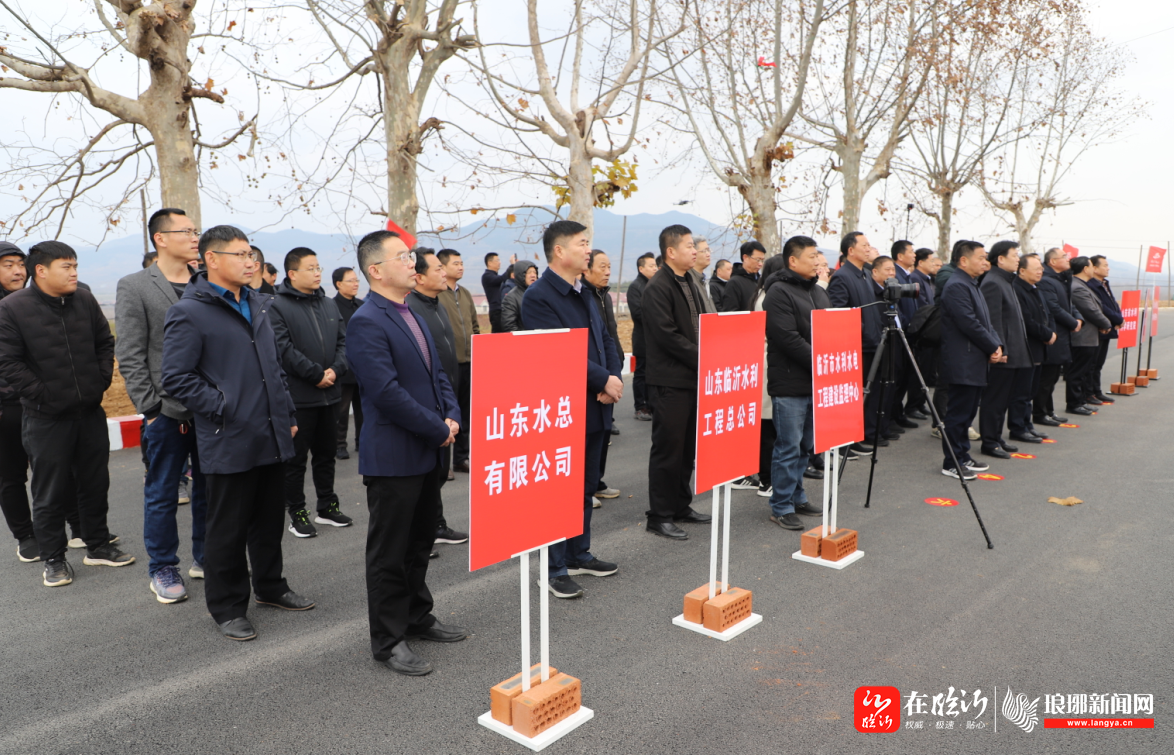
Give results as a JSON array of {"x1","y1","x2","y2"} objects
[
  {"x1": 763, "y1": 236, "x2": 829, "y2": 531},
  {"x1": 828, "y1": 231, "x2": 885, "y2": 452},
  {"x1": 643, "y1": 225, "x2": 712, "y2": 540},
  {"x1": 582, "y1": 249, "x2": 623, "y2": 503},
  {"x1": 628, "y1": 252, "x2": 656, "y2": 420},
  {"x1": 719, "y1": 241, "x2": 766, "y2": 312},
  {"x1": 710, "y1": 259, "x2": 731, "y2": 310},
  {"x1": 1036, "y1": 249, "x2": 1080, "y2": 425},
  {"x1": 480, "y1": 251, "x2": 516, "y2": 333},
  {"x1": 270, "y1": 247, "x2": 351, "y2": 538},
  {"x1": 979, "y1": 240, "x2": 1037, "y2": 456},
  {"x1": 0, "y1": 241, "x2": 136, "y2": 586},
  {"x1": 332, "y1": 266, "x2": 364, "y2": 458},
  {"x1": 1012, "y1": 254, "x2": 1056, "y2": 442},
  {"x1": 1087, "y1": 255, "x2": 1124, "y2": 404}
]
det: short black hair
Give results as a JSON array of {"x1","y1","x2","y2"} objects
[
  {"x1": 542, "y1": 220, "x2": 588, "y2": 262},
  {"x1": 1070, "y1": 256, "x2": 1090, "y2": 274},
  {"x1": 27, "y1": 240, "x2": 77, "y2": 276},
  {"x1": 658, "y1": 224, "x2": 692, "y2": 255},
  {"x1": 1018, "y1": 253, "x2": 1041, "y2": 271},
  {"x1": 840, "y1": 231, "x2": 863, "y2": 258},
  {"x1": 950, "y1": 240, "x2": 984, "y2": 267},
  {"x1": 249, "y1": 245, "x2": 265, "y2": 265},
  {"x1": 740, "y1": 240, "x2": 766, "y2": 260},
  {"x1": 987, "y1": 240, "x2": 1020, "y2": 264},
  {"x1": 1043, "y1": 247, "x2": 1063, "y2": 265},
  {"x1": 1090, "y1": 254, "x2": 1107, "y2": 268},
  {"x1": 637, "y1": 252, "x2": 656, "y2": 269},
  {"x1": 142, "y1": 251, "x2": 158, "y2": 269},
  {"x1": 914, "y1": 248, "x2": 935, "y2": 265},
  {"x1": 331, "y1": 266, "x2": 353, "y2": 288},
  {"x1": 414, "y1": 247, "x2": 437, "y2": 276},
  {"x1": 265, "y1": 263, "x2": 277, "y2": 276},
  {"x1": 437, "y1": 248, "x2": 461, "y2": 265},
  {"x1": 891, "y1": 240, "x2": 913, "y2": 257},
  {"x1": 198, "y1": 225, "x2": 250, "y2": 257},
  {"x1": 484, "y1": 252, "x2": 499, "y2": 266},
  {"x1": 714, "y1": 259, "x2": 732, "y2": 273},
  {"x1": 782, "y1": 235, "x2": 818, "y2": 267},
  {"x1": 357, "y1": 230, "x2": 400, "y2": 282},
  {"x1": 588, "y1": 249, "x2": 609, "y2": 270},
  {"x1": 147, "y1": 208, "x2": 187, "y2": 251},
  {"x1": 872, "y1": 255, "x2": 895, "y2": 273},
  {"x1": 284, "y1": 247, "x2": 317, "y2": 273}
]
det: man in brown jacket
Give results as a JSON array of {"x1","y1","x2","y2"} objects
[{"x1": 437, "y1": 248, "x2": 479, "y2": 473}]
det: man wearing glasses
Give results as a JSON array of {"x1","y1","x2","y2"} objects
[
  {"x1": 162, "y1": 225, "x2": 314, "y2": 641},
  {"x1": 347, "y1": 230, "x2": 467, "y2": 676}
]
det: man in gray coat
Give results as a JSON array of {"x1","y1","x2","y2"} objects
[
  {"x1": 1068, "y1": 257, "x2": 1113, "y2": 415},
  {"x1": 115, "y1": 208, "x2": 205, "y2": 603},
  {"x1": 978, "y1": 240, "x2": 1034, "y2": 458}
]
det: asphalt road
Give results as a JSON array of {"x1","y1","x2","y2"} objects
[{"x1": 1, "y1": 334, "x2": 1171, "y2": 755}]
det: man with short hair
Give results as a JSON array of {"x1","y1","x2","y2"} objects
[
  {"x1": 116, "y1": 208, "x2": 207, "y2": 603},
  {"x1": 628, "y1": 252, "x2": 657, "y2": 421},
  {"x1": 163, "y1": 226, "x2": 313, "y2": 640},
  {"x1": 332, "y1": 266, "x2": 364, "y2": 458},
  {"x1": 481, "y1": 251, "x2": 517, "y2": 333},
  {"x1": 710, "y1": 259, "x2": 732, "y2": 310},
  {"x1": 1036, "y1": 248, "x2": 1081, "y2": 423},
  {"x1": 0, "y1": 241, "x2": 135, "y2": 586},
  {"x1": 1068, "y1": 257, "x2": 1113, "y2": 415},
  {"x1": 938, "y1": 242, "x2": 1003, "y2": 479},
  {"x1": 828, "y1": 231, "x2": 885, "y2": 453},
  {"x1": 689, "y1": 237, "x2": 717, "y2": 313},
  {"x1": 979, "y1": 240, "x2": 1037, "y2": 456},
  {"x1": 581, "y1": 249, "x2": 623, "y2": 502},
  {"x1": 270, "y1": 247, "x2": 351, "y2": 538},
  {"x1": 642, "y1": 225, "x2": 713, "y2": 541},
  {"x1": 890, "y1": 241, "x2": 927, "y2": 423},
  {"x1": 911, "y1": 248, "x2": 940, "y2": 305},
  {"x1": 436, "y1": 249, "x2": 478, "y2": 473},
  {"x1": 720, "y1": 240, "x2": 767, "y2": 312},
  {"x1": 1086, "y1": 255, "x2": 1123, "y2": 405},
  {"x1": 348, "y1": 231, "x2": 467, "y2": 675},
  {"x1": 1013, "y1": 254, "x2": 1056, "y2": 440},
  {"x1": 247, "y1": 246, "x2": 274, "y2": 293},
  {"x1": 522, "y1": 222, "x2": 623, "y2": 598},
  {"x1": 868, "y1": 255, "x2": 911, "y2": 441},
  {"x1": 909, "y1": 248, "x2": 940, "y2": 414}
]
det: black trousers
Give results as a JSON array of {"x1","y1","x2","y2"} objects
[
  {"x1": 633, "y1": 350, "x2": 649, "y2": 411},
  {"x1": 1012, "y1": 365, "x2": 1041, "y2": 433},
  {"x1": 204, "y1": 463, "x2": 290, "y2": 623},
  {"x1": 1067, "y1": 347, "x2": 1098, "y2": 409},
  {"x1": 0, "y1": 403, "x2": 33, "y2": 542},
  {"x1": 646, "y1": 385, "x2": 697, "y2": 524},
  {"x1": 862, "y1": 350, "x2": 893, "y2": 440},
  {"x1": 23, "y1": 407, "x2": 111, "y2": 562},
  {"x1": 980, "y1": 367, "x2": 1033, "y2": 449},
  {"x1": 365, "y1": 465, "x2": 441, "y2": 660},
  {"x1": 286, "y1": 404, "x2": 339, "y2": 514},
  {"x1": 336, "y1": 384, "x2": 364, "y2": 452},
  {"x1": 1036, "y1": 363, "x2": 1063, "y2": 418},
  {"x1": 1092, "y1": 339, "x2": 1112, "y2": 396},
  {"x1": 454, "y1": 362, "x2": 471, "y2": 465},
  {"x1": 489, "y1": 309, "x2": 503, "y2": 333},
  {"x1": 941, "y1": 384, "x2": 983, "y2": 468},
  {"x1": 597, "y1": 430, "x2": 610, "y2": 488}
]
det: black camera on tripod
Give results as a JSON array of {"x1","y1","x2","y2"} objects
[{"x1": 882, "y1": 277, "x2": 919, "y2": 304}]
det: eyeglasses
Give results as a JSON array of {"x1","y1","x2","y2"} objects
[
  {"x1": 207, "y1": 250, "x2": 258, "y2": 261},
  {"x1": 294, "y1": 266, "x2": 323, "y2": 273},
  {"x1": 158, "y1": 229, "x2": 201, "y2": 238},
  {"x1": 374, "y1": 251, "x2": 417, "y2": 266}
]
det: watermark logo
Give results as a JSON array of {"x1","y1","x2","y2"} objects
[
  {"x1": 854, "y1": 686, "x2": 900, "y2": 733},
  {"x1": 1000, "y1": 687, "x2": 1040, "y2": 733}
]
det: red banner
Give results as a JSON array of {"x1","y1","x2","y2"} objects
[
  {"x1": 811, "y1": 308, "x2": 865, "y2": 453},
  {"x1": 1151, "y1": 286, "x2": 1160, "y2": 336},
  {"x1": 1063, "y1": 243, "x2": 1080, "y2": 260},
  {"x1": 1117, "y1": 290, "x2": 1141, "y2": 349},
  {"x1": 695, "y1": 311, "x2": 766, "y2": 493},
  {"x1": 468, "y1": 330, "x2": 587, "y2": 571},
  {"x1": 1146, "y1": 246, "x2": 1166, "y2": 274}
]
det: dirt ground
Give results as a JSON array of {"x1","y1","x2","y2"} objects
[{"x1": 102, "y1": 360, "x2": 138, "y2": 418}]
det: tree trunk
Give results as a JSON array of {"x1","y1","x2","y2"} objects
[
  {"x1": 839, "y1": 147, "x2": 864, "y2": 234},
  {"x1": 565, "y1": 137, "x2": 595, "y2": 242},
  {"x1": 381, "y1": 67, "x2": 422, "y2": 236},
  {"x1": 936, "y1": 190, "x2": 953, "y2": 259},
  {"x1": 743, "y1": 174, "x2": 780, "y2": 255}
]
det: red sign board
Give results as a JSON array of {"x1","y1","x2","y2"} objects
[
  {"x1": 1117, "y1": 289, "x2": 1141, "y2": 349},
  {"x1": 1151, "y1": 286, "x2": 1160, "y2": 336},
  {"x1": 1146, "y1": 246, "x2": 1167, "y2": 274},
  {"x1": 1063, "y1": 243, "x2": 1080, "y2": 260},
  {"x1": 468, "y1": 330, "x2": 587, "y2": 570},
  {"x1": 695, "y1": 311, "x2": 766, "y2": 493},
  {"x1": 811, "y1": 308, "x2": 865, "y2": 453}
]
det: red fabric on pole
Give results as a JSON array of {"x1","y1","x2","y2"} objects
[
  {"x1": 385, "y1": 219, "x2": 418, "y2": 250},
  {"x1": 811, "y1": 308, "x2": 865, "y2": 453},
  {"x1": 1146, "y1": 246, "x2": 1166, "y2": 273},
  {"x1": 1063, "y1": 243, "x2": 1080, "y2": 259},
  {"x1": 1117, "y1": 290, "x2": 1142, "y2": 349}
]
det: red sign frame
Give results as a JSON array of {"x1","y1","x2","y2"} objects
[
  {"x1": 811, "y1": 308, "x2": 865, "y2": 453},
  {"x1": 694, "y1": 311, "x2": 766, "y2": 493},
  {"x1": 468, "y1": 330, "x2": 587, "y2": 570},
  {"x1": 1117, "y1": 290, "x2": 1141, "y2": 349}
]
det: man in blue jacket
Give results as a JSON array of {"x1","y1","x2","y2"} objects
[
  {"x1": 162, "y1": 226, "x2": 314, "y2": 641},
  {"x1": 348, "y1": 230, "x2": 467, "y2": 676},
  {"x1": 521, "y1": 220, "x2": 623, "y2": 599},
  {"x1": 938, "y1": 241, "x2": 1003, "y2": 479}
]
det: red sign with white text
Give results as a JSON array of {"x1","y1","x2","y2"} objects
[
  {"x1": 1117, "y1": 290, "x2": 1141, "y2": 349},
  {"x1": 811, "y1": 308, "x2": 865, "y2": 453},
  {"x1": 1063, "y1": 243, "x2": 1080, "y2": 260},
  {"x1": 468, "y1": 330, "x2": 587, "y2": 570},
  {"x1": 1151, "y1": 286, "x2": 1160, "y2": 336},
  {"x1": 1146, "y1": 246, "x2": 1166, "y2": 274},
  {"x1": 695, "y1": 311, "x2": 766, "y2": 493}
]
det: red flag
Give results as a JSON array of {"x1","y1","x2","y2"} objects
[
  {"x1": 1063, "y1": 243, "x2": 1079, "y2": 259},
  {"x1": 1145, "y1": 246, "x2": 1166, "y2": 274},
  {"x1": 385, "y1": 219, "x2": 417, "y2": 250}
]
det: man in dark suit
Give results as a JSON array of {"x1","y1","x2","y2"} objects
[
  {"x1": 521, "y1": 222, "x2": 623, "y2": 599},
  {"x1": 642, "y1": 224, "x2": 713, "y2": 540},
  {"x1": 890, "y1": 241, "x2": 923, "y2": 427},
  {"x1": 709, "y1": 259, "x2": 731, "y2": 311},
  {"x1": 909, "y1": 247, "x2": 940, "y2": 411},
  {"x1": 1012, "y1": 254, "x2": 1056, "y2": 441},
  {"x1": 979, "y1": 240, "x2": 1035, "y2": 457},
  {"x1": 347, "y1": 230, "x2": 467, "y2": 676},
  {"x1": 1086, "y1": 255, "x2": 1124, "y2": 404},
  {"x1": 481, "y1": 251, "x2": 516, "y2": 333},
  {"x1": 938, "y1": 242, "x2": 1003, "y2": 479},
  {"x1": 1036, "y1": 249, "x2": 1081, "y2": 424},
  {"x1": 1069, "y1": 257, "x2": 1113, "y2": 414},
  {"x1": 827, "y1": 231, "x2": 884, "y2": 453},
  {"x1": 162, "y1": 226, "x2": 313, "y2": 640},
  {"x1": 719, "y1": 241, "x2": 766, "y2": 312},
  {"x1": 332, "y1": 266, "x2": 364, "y2": 458},
  {"x1": 628, "y1": 252, "x2": 656, "y2": 420},
  {"x1": 582, "y1": 249, "x2": 623, "y2": 501}
]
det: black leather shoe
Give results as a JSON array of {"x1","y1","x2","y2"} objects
[
  {"x1": 336, "y1": 447, "x2": 350, "y2": 460},
  {"x1": 610, "y1": 426, "x2": 621, "y2": 436},
  {"x1": 673, "y1": 508, "x2": 712, "y2": 524},
  {"x1": 1067, "y1": 405, "x2": 1094, "y2": 416},
  {"x1": 255, "y1": 591, "x2": 316, "y2": 611},
  {"x1": 794, "y1": 502, "x2": 823, "y2": 516},
  {"x1": 384, "y1": 642, "x2": 433, "y2": 676},
  {"x1": 999, "y1": 441, "x2": 1019, "y2": 453},
  {"x1": 1094, "y1": 393, "x2": 1115, "y2": 403},
  {"x1": 409, "y1": 620, "x2": 468, "y2": 643},
  {"x1": 1034, "y1": 415, "x2": 1062, "y2": 427},
  {"x1": 646, "y1": 521, "x2": 688, "y2": 540},
  {"x1": 1050, "y1": 414, "x2": 1069, "y2": 423},
  {"x1": 895, "y1": 418, "x2": 919, "y2": 429},
  {"x1": 907, "y1": 410, "x2": 929, "y2": 420},
  {"x1": 1084, "y1": 396, "x2": 1104, "y2": 406},
  {"x1": 883, "y1": 431, "x2": 902, "y2": 440},
  {"x1": 1009, "y1": 432, "x2": 1043, "y2": 444},
  {"x1": 803, "y1": 466, "x2": 824, "y2": 480},
  {"x1": 981, "y1": 446, "x2": 1011, "y2": 459},
  {"x1": 217, "y1": 617, "x2": 257, "y2": 641}
]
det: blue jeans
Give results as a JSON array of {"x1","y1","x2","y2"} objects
[
  {"x1": 549, "y1": 428, "x2": 605, "y2": 577},
  {"x1": 143, "y1": 416, "x2": 207, "y2": 576},
  {"x1": 768, "y1": 396, "x2": 813, "y2": 518}
]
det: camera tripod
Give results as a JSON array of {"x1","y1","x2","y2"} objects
[{"x1": 859, "y1": 302, "x2": 994, "y2": 549}]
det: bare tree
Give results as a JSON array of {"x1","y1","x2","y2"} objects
[
  {"x1": 659, "y1": 0, "x2": 825, "y2": 254},
  {"x1": 0, "y1": 1, "x2": 256, "y2": 236}
]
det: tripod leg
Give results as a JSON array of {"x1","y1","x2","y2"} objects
[{"x1": 863, "y1": 330, "x2": 894, "y2": 509}]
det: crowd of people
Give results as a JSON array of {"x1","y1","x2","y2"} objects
[{"x1": 0, "y1": 211, "x2": 1129, "y2": 676}]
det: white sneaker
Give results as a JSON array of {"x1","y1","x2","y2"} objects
[
  {"x1": 67, "y1": 537, "x2": 85, "y2": 549},
  {"x1": 968, "y1": 427, "x2": 980, "y2": 441},
  {"x1": 756, "y1": 484, "x2": 773, "y2": 498},
  {"x1": 930, "y1": 427, "x2": 942, "y2": 439},
  {"x1": 188, "y1": 562, "x2": 205, "y2": 579},
  {"x1": 592, "y1": 497, "x2": 602, "y2": 509},
  {"x1": 963, "y1": 459, "x2": 990, "y2": 473}
]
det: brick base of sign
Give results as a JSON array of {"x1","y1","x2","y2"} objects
[
  {"x1": 478, "y1": 707, "x2": 594, "y2": 752},
  {"x1": 1126, "y1": 376, "x2": 1137, "y2": 385},
  {"x1": 1144, "y1": 368, "x2": 1159, "y2": 379},
  {"x1": 820, "y1": 529, "x2": 859, "y2": 561},
  {"x1": 801, "y1": 527, "x2": 824, "y2": 558},
  {"x1": 683, "y1": 584, "x2": 712, "y2": 625},
  {"x1": 702, "y1": 587, "x2": 753, "y2": 633},
  {"x1": 1111, "y1": 382, "x2": 1136, "y2": 395},
  {"x1": 491, "y1": 664, "x2": 559, "y2": 726},
  {"x1": 1133, "y1": 375, "x2": 1150, "y2": 387},
  {"x1": 511, "y1": 673, "x2": 582, "y2": 739}
]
